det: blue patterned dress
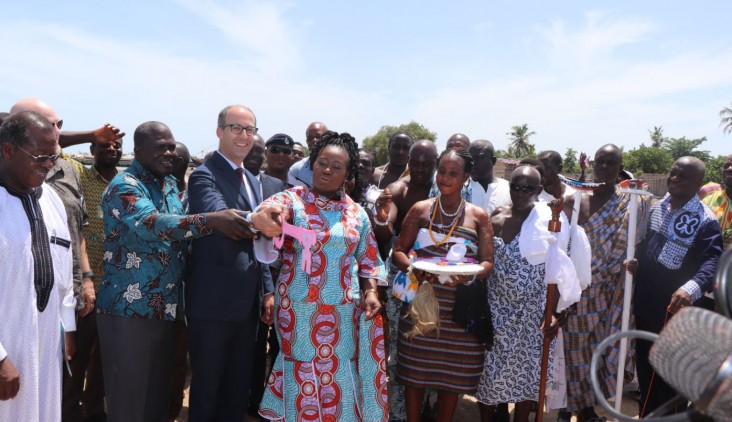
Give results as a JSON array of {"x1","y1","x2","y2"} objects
[
  {"x1": 475, "y1": 235, "x2": 553, "y2": 404},
  {"x1": 258, "y1": 187, "x2": 388, "y2": 422}
]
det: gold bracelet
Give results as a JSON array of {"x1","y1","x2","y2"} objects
[{"x1": 363, "y1": 288, "x2": 378, "y2": 297}]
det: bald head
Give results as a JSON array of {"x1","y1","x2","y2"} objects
[
  {"x1": 10, "y1": 98, "x2": 61, "y2": 138},
  {"x1": 538, "y1": 150, "x2": 562, "y2": 167},
  {"x1": 410, "y1": 139, "x2": 438, "y2": 158},
  {"x1": 407, "y1": 140, "x2": 438, "y2": 186},
  {"x1": 305, "y1": 122, "x2": 327, "y2": 149},
  {"x1": 595, "y1": 144, "x2": 623, "y2": 163},
  {"x1": 593, "y1": 143, "x2": 624, "y2": 184},
  {"x1": 469, "y1": 139, "x2": 495, "y2": 158},
  {"x1": 446, "y1": 133, "x2": 470, "y2": 151},
  {"x1": 134, "y1": 121, "x2": 171, "y2": 148},
  {"x1": 675, "y1": 156, "x2": 705, "y2": 183},
  {"x1": 667, "y1": 156, "x2": 706, "y2": 203},
  {"x1": 511, "y1": 165, "x2": 541, "y2": 184}
]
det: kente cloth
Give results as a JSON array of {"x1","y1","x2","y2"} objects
[
  {"x1": 0, "y1": 183, "x2": 76, "y2": 422},
  {"x1": 257, "y1": 186, "x2": 388, "y2": 422},
  {"x1": 68, "y1": 158, "x2": 114, "y2": 286},
  {"x1": 563, "y1": 190, "x2": 649, "y2": 411},
  {"x1": 397, "y1": 226, "x2": 485, "y2": 394},
  {"x1": 699, "y1": 182, "x2": 732, "y2": 249},
  {"x1": 475, "y1": 235, "x2": 556, "y2": 405}
]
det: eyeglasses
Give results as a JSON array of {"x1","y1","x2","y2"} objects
[
  {"x1": 268, "y1": 145, "x2": 292, "y2": 155},
  {"x1": 509, "y1": 183, "x2": 540, "y2": 193},
  {"x1": 50, "y1": 119, "x2": 63, "y2": 130},
  {"x1": 221, "y1": 124, "x2": 258, "y2": 136},
  {"x1": 17, "y1": 145, "x2": 60, "y2": 163}
]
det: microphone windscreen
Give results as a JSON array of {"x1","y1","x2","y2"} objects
[{"x1": 649, "y1": 307, "x2": 732, "y2": 420}]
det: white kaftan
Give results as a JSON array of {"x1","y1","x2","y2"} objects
[{"x1": 0, "y1": 183, "x2": 76, "y2": 422}]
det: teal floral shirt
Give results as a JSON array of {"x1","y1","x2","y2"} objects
[{"x1": 96, "y1": 160, "x2": 210, "y2": 320}]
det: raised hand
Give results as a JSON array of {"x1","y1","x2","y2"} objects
[
  {"x1": 92, "y1": 123, "x2": 125, "y2": 148},
  {"x1": 374, "y1": 187, "x2": 392, "y2": 223}
]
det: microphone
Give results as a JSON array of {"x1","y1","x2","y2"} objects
[
  {"x1": 715, "y1": 247, "x2": 732, "y2": 318},
  {"x1": 649, "y1": 307, "x2": 732, "y2": 421},
  {"x1": 591, "y1": 307, "x2": 732, "y2": 421}
]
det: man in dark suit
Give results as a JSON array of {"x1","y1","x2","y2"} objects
[{"x1": 186, "y1": 104, "x2": 275, "y2": 421}]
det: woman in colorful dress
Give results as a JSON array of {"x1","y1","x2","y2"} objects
[
  {"x1": 254, "y1": 131, "x2": 388, "y2": 422},
  {"x1": 392, "y1": 148, "x2": 494, "y2": 422},
  {"x1": 698, "y1": 154, "x2": 732, "y2": 249},
  {"x1": 475, "y1": 165, "x2": 565, "y2": 422}
]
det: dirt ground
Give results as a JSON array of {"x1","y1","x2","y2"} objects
[{"x1": 176, "y1": 372, "x2": 641, "y2": 421}]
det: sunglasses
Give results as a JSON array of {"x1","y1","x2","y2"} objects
[
  {"x1": 268, "y1": 145, "x2": 292, "y2": 155},
  {"x1": 509, "y1": 183, "x2": 540, "y2": 193},
  {"x1": 17, "y1": 145, "x2": 60, "y2": 163}
]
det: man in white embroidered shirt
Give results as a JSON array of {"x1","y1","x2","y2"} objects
[{"x1": 0, "y1": 111, "x2": 76, "y2": 421}]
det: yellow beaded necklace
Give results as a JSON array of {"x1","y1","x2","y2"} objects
[{"x1": 428, "y1": 196, "x2": 465, "y2": 246}]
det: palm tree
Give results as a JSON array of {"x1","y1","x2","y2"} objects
[
  {"x1": 721, "y1": 102, "x2": 732, "y2": 135},
  {"x1": 649, "y1": 126, "x2": 664, "y2": 147},
  {"x1": 506, "y1": 124, "x2": 537, "y2": 158}
]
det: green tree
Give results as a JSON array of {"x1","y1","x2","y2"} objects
[
  {"x1": 649, "y1": 126, "x2": 665, "y2": 148},
  {"x1": 721, "y1": 102, "x2": 732, "y2": 135},
  {"x1": 563, "y1": 148, "x2": 580, "y2": 174},
  {"x1": 623, "y1": 144, "x2": 674, "y2": 174},
  {"x1": 662, "y1": 136, "x2": 711, "y2": 162},
  {"x1": 505, "y1": 124, "x2": 537, "y2": 158},
  {"x1": 361, "y1": 121, "x2": 436, "y2": 166},
  {"x1": 703, "y1": 155, "x2": 728, "y2": 185}
]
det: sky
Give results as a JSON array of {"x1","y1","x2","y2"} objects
[{"x1": 2, "y1": 0, "x2": 731, "y2": 159}]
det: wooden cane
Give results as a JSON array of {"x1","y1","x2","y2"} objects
[{"x1": 536, "y1": 199, "x2": 563, "y2": 422}]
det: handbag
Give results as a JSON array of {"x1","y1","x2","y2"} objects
[{"x1": 452, "y1": 278, "x2": 494, "y2": 348}]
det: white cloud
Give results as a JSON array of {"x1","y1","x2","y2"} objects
[
  {"x1": 1, "y1": 6, "x2": 730, "y2": 162},
  {"x1": 409, "y1": 12, "x2": 732, "y2": 156},
  {"x1": 536, "y1": 11, "x2": 658, "y2": 73}
]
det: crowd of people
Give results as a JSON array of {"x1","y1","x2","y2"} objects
[{"x1": 0, "y1": 99, "x2": 729, "y2": 422}]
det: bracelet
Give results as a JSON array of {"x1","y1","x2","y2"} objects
[
  {"x1": 82, "y1": 271, "x2": 94, "y2": 279},
  {"x1": 373, "y1": 216, "x2": 389, "y2": 227},
  {"x1": 363, "y1": 288, "x2": 378, "y2": 298}
]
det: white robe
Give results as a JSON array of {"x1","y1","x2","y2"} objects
[{"x1": 0, "y1": 183, "x2": 76, "y2": 422}]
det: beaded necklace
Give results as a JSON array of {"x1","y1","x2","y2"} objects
[{"x1": 428, "y1": 196, "x2": 465, "y2": 246}]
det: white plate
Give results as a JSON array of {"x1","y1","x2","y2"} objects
[{"x1": 412, "y1": 259, "x2": 483, "y2": 276}]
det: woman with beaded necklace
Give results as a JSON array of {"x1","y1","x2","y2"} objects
[
  {"x1": 392, "y1": 148, "x2": 494, "y2": 422},
  {"x1": 254, "y1": 131, "x2": 388, "y2": 422}
]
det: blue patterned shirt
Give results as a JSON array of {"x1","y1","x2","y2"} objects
[{"x1": 96, "y1": 160, "x2": 210, "y2": 320}]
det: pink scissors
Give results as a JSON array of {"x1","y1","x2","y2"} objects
[{"x1": 273, "y1": 214, "x2": 317, "y2": 275}]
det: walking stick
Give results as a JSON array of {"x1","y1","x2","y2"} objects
[
  {"x1": 612, "y1": 180, "x2": 650, "y2": 421},
  {"x1": 536, "y1": 199, "x2": 563, "y2": 422}
]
